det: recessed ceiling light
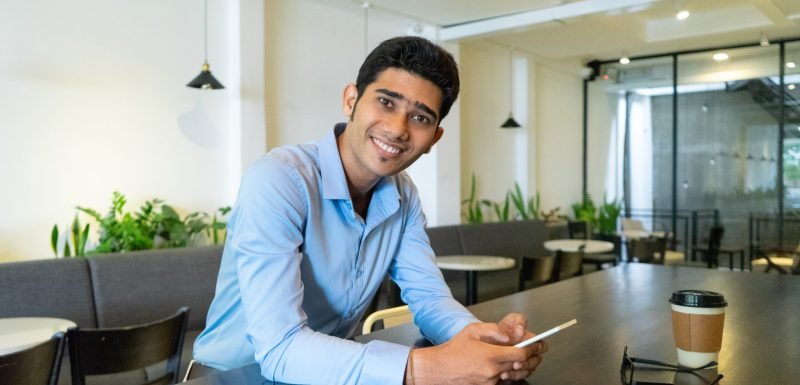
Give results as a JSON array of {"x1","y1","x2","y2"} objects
[
  {"x1": 620, "y1": 56, "x2": 630, "y2": 65},
  {"x1": 713, "y1": 53, "x2": 729, "y2": 61},
  {"x1": 676, "y1": 10, "x2": 689, "y2": 20},
  {"x1": 787, "y1": 62, "x2": 797, "y2": 69}
]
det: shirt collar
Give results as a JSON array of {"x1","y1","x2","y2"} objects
[{"x1": 318, "y1": 123, "x2": 401, "y2": 207}]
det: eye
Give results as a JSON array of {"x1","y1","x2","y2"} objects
[
  {"x1": 411, "y1": 114, "x2": 432, "y2": 124},
  {"x1": 378, "y1": 97, "x2": 393, "y2": 108}
]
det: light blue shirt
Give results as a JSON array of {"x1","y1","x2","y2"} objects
[{"x1": 193, "y1": 124, "x2": 477, "y2": 384}]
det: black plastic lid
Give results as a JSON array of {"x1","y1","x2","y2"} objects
[{"x1": 669, "y1": 290, "x2": 727, "y2": 308}]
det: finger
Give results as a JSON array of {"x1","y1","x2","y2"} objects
[
  {"x1": 501, "y1": 368, "x2": 535, "y2": 381},
  {"x1": 468, "y1": 323, "x2": 511, "y2": 344},
  {"x1": 499, "y1": 313, "x2": 528, "y2": 340},
  {"x1": 488, "y1": 344, "x2": 530, "y2": 363},
  {"x1": 512, "y1": 353, "x2": 543, "y2": 371}
]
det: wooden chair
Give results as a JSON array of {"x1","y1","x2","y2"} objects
[
  {"x1": 67, "y1": 307, "x2": 189, "y2": 385},
  {"x1": 362, "y1": 305, "x2": 412, "y2": 335},
  {"x1": 0, "y1": 332, "x2": 65, "y2": 385}
]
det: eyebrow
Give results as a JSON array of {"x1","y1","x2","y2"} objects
[{"x1": 375, "y1": 88, "x2": 439, "y2": 122}]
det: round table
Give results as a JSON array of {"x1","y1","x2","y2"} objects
[
  {"x1": 437, "y1": 255, "x2": 516, "y2": 305},
  {"x1": 544, "y1": 239, "x2": 614, "y2": 254},
  {"x1": 0, "y1": 317, "x2": 76, "y2": 355}
]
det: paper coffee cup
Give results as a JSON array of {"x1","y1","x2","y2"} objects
[{"x1": 669, "y1": 290, "x2": 727, "y2": 368}]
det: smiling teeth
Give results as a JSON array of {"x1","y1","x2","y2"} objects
[{"x1": 373, "y1": 138, "x2": 401, "y2": 154}]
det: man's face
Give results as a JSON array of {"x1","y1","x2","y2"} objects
[{"x1": 338, "y1": 68, "x2": 444, "y2": 189}]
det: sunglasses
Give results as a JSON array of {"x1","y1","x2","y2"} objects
[{"x1": 620, "y1": 346, "x2": 723, "y2": 385}]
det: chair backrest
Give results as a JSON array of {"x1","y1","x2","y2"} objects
[
  {"x1": 708, "y1": 226, "x2": 724, "y2": 250},
  {"x1": 0, "y1": 332, "x2": 65, "y2": 385},
  {"x1": 567, "y1": 221, "x2": 590, "y2": 240},
  {"x1": 552, "y1": 249, "x2": 584, "y2": 282},
  {"x1": 517, "y1": 256, "x2": 555, "y2": 291},
  {"x1": 628, "y1": 237, "x2": 660, "y2": 263},
  {"x1": 622, "y1": 218, "x2": 645, "y2": 231},
  {"x1": 67, "y1": 307, "x2": 189, "y2": 385},
  {"x1": 362, "y1": 305, "x2": 412, "y2": 335}
]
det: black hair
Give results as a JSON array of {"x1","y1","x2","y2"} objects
[{"x1": 355, "y1": 36, "x2": 460, "y2": 123}]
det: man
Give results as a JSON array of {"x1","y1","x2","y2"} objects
[{"x1": 192, "y1": 36, "x2": 548, "y2": 384}]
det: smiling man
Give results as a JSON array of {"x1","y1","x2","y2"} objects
[{"x1": 191, "y1": 36, "x2": 548, "y2": 385}]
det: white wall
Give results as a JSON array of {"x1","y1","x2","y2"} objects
[
  {"x1": 0, "y1": 0, "x2": 265, "y2": 262},
  {"x1": 535, "y1": 63, "x2": 585, "y2": 217}
]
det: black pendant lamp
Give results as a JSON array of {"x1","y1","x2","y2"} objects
[
  {"x1": 501, "y1": 48, "x2": 521, "y2": 128},
  {"x1": 187, "y1": 0, "x2": 225, "y2": 90}
]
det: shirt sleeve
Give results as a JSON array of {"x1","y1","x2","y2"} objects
[
  {"x1": 389, "y1": 182, "x2": 479, "y2": 344},
  {"x1": 232, "y1": 157, "x2": 410, "y2": 385}
]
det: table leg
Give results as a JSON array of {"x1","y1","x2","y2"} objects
[{"x1": 466, "y1": 271, "x2": 477, "y2": 306}]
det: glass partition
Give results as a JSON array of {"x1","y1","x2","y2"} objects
[
  {"x1": 676, "y1": 45, "x2": 780, "y2": 256},
  {"x1": 781, "y1": 41, "x2": 800, "y2": 250},
  {"x1": 586, "y1": 39, "x2": 800, "y2": 262}
]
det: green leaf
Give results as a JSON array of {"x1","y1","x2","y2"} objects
[
  {"x1": 63, "y1": 242, "x2": 71, "y2": 258},
  {"x1": 51, "y1": 225, "x2": 59, "y2": 257},
  {"x1": 78, "y1": 224, "x2": 90, "y2": 257},
  {"x1": 162, "y1": 205, "x2": 180, "y2": 220}
]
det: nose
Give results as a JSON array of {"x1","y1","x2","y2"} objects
[{"x1": 385, "y1": 112, "x2": 410, "y2": 141}]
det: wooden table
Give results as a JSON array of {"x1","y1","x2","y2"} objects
[
  {"x1": 0, "y1": 317, "x2": 75, "y2": 355},
  {"x1": 359, "y1": 265, "x2": 800, "y2": 384},
  {"x1": 185, "y1": 265, "x2": 800, "y2": 384},
  {"x1": 436, "y1": 255, "x2": 516, "y2": 305}
]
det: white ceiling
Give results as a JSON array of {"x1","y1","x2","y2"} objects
[{"x1": 314, "y1": 0, "x2": 800, "y2": 63}]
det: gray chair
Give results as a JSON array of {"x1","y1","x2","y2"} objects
[{"x1": 0, "y1": 332, "x2": 65, "y2": 385}]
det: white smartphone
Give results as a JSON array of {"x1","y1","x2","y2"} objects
[{"x1": 514, "y1": 319, "x2": 577, "y2": 348}]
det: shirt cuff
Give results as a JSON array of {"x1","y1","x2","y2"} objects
[{"x1": 361, "y1": 340, "x2": 411, "y2": 385}]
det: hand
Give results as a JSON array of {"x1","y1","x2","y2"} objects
[
  {"x1": 494, "y1": 313, "x2": 549, "y2": 381},
  {"x1": 408, "y1": 322, "x2": 530, "y2": 385}
]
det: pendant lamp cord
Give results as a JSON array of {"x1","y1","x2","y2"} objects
[
  {"x1": 363, "y1": 2, "x2": 370, "y2": 58},
  {"x1": 508, "y1": 47, "x2": 513, "y2": 115},
  {"x1": 204, "y1": 0, "x2": 208, "y2": 64}
]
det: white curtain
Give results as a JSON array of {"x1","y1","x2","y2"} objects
[{"x1": 628, "y1": 93, "x2": 654, "y2": 229}]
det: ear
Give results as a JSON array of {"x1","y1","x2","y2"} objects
[
  {"x1": 342, "y1": 83, "x2": 358, "y2": 117},
  {"x1": 425, "y1": 127, "x2": 445, "y2": 154}
]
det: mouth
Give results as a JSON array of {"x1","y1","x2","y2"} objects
[{"x1": 371, "y1": 137, "x2": 404, "y2": 157}]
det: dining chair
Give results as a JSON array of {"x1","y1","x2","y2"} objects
[
  {"x1": 567, "y1": 221, "x2": 590, "y2": 240},
  {"x1": 584, "y1": 233, "x2": 620, "y2": 270},
  {"x1": 361, "y1": 305, "x2": 412, "y2": 334},
  {"x1": 692, "y1": 226, "x2": 746, "y2": 269},
  {"x1": 621, "y1": 218, "x2": 645, "y2": 232},
  {"x1": 67, "y1": 306, "x2": 189, "y2": 385},
  {"x1": 551, "y1": 247, "x2": 584, "y2": 282},
  {"x1": 751, "y1": 246, "x2": 800, "y2": 275},
  {"x1": 0, "y1": 332, "x2": 65, "y2": 385},
  {"x1": 518, "y1": 255, "x2": 555, "y2": 291},
  {"x1": 626, "y1": 237, "x2": 660, "y2": 264}
]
